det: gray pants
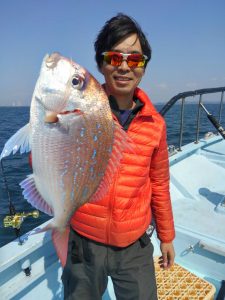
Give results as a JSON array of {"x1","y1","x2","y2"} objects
[{"x1": 62, "y1": 228, "x2": 157, "y2": 300}]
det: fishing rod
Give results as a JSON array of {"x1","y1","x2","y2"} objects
[
  {"x1": 0, "y1": 158, "x2": 22, "y2": 242},
  {"x1": 0, "y1": 158, "x2": 39, "y2": 244},
  {"x1": 200, "y1": 103, "x2": 225, "y2": 139}
]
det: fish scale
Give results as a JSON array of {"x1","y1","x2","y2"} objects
[{"x1": 0, "y1": 52, "x2": 133, "y2": 234}]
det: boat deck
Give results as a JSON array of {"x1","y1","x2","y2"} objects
[
  {"x1": 169, "y1": 135, "x2": 225, "y2": 294},
  {"x1": 170, "y1": 135, "x2": 225, "y2": 242}
]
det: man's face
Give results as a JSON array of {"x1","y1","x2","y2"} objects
[{"x1": 100, "y1": 33, "x2": 145, "y2": 100}]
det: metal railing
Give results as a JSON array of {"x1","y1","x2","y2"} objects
[{"x1": 160, "y1": 87, "x2": 225, "y2": 151}]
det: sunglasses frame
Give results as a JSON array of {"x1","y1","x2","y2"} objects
[{"x1": 102, "y1": 51, "x2": 148, "y2": 68}]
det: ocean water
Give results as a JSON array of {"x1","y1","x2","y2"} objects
[{"x1": 0, "y1": 103, "x2": 224, "y2": 247}]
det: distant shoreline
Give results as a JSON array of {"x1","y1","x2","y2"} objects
[
  {"x1": 0, "y1": 106, "x2": 30, "y2": 108},
  {"x1": 0, "y1": 101, "x2": 223, "y2": 108}
]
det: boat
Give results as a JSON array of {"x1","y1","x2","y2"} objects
[
  {"x1": 0, "y1": 87, "x2": 224, "y2": 299},
  {"x1": 160, "y1": 87, "x2": 225, "y2": 300}
]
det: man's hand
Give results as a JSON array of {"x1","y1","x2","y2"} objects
[{"x1": 159, "y1": 242, "x2": 175, "y2": 269}]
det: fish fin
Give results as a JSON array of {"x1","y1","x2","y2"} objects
[
  {"x1": 52, "y1": 227, "x2": 70, "y2": 267},
  {"x1": 30, "y1": 221, "x2": 70, "y2": 268},
  {"x1": 20, "y1": 174, "x2": 54, "y2": 216},
  {"x1": 113, "y1": 121, "x2": 136, "y2": 153},
  {"x1": 91, "y1": 121, "x2": 135, "y2": 202},
  {"x1": 30, "y1": 221, "x2": 55, "y2": 234},
  {"x1": 0, "y1": 123, "x2": 31, "y2": 160}
]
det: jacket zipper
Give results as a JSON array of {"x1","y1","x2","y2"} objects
[
  {"x1": 106, "y1": 170, "x2": 120, "y2": 244},
  {"x1": 106, "y1": 114, "x2": 142, "y2": 244}
]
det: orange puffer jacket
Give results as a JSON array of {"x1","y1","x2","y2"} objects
[{"x1": 70, "y1": 87, "x2": 175, "y2": 246}]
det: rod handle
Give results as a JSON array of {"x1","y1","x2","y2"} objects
[{"x1": 207, "y1": 114, "x2": 225, "y2": 139}]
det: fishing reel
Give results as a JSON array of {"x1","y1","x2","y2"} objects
[{"x1": 3, "y1": 210, "x2": 39, "y2": 229}]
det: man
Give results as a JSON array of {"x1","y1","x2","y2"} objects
[{"x1": 62, "y1": 13, "x2": 175, "y2": 300}]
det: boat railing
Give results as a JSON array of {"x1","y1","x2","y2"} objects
[{"x1": 159, "y1": 87, "x2": 225, "y2": 151}]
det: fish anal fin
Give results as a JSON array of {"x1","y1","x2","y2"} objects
[{"x1": 20, "y1": 175, "x2": 54, "y2": 216}]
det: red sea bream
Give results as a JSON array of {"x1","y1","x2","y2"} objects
[{"x1": 0, "y1": 53, "x2": 132, "y2": 259}]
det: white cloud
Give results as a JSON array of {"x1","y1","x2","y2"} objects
[
  {"x1": 210, "y1": 77, "x2": 225, "y2": 83},
  {"x1": 185, "y1": 82, "x2": 198, "y2": 89},
  {"x1": 156, "y1": 83, "x2": 168, "y2": 89}
]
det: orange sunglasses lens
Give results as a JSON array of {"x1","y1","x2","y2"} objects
[{"x1": 102, "y1": 52, "x2": 147, "y2": 68}]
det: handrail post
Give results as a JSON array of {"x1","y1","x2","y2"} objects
[
  {"x1": 195, "y1": 94, "x2": 202, "y2": 144},
  {"x1": 219, "y1": 91, "x2": 224, "y2": 123},
  {"x1": 178, "y1": 97, "x2": 185, "y2": 151}
]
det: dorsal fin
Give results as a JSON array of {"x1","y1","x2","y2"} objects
[{"x1": 90, "y1": 120, "x2": 135, "y2": 202}]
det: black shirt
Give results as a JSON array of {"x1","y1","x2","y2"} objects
[{"x1": 108, "y1": 95, "x2": 144, "y2": 131}]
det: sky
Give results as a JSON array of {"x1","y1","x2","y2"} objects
[{"x1": 0, "y1": 0, "x2": 225, "y2": 106}]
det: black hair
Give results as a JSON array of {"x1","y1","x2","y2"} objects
[{"x1": 94, "y1": 13, "x2": 152, "y2": 70}]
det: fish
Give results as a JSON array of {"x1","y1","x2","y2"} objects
[{"x1": 0, "y1": 52, "x2": 133, "y2": 263}]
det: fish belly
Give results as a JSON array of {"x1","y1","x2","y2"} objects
[{"x1": 31, "y1": 113, "x2": 114, "y2": 229}]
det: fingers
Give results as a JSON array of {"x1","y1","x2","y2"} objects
[
  {"x1": 158, "y1": 254, "x2": 173, "y2": 269},
  {"x1": 162, "y1": 251, "x2": 168, "y2": 268},
  {"x1": 166, "y1": 252, "x2": 174, "y2": 269},
  {"x1": 159, "y1": 242, "x2": 175, "y2": 269},
  {"x1": 158, "y1": 253, "x2": 169, "y2": 269}
]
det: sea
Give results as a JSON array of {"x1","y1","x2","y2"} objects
[{"x1": 0, "y1": 103, "x2": 224, "y2": 247}]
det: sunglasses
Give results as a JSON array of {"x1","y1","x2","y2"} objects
[{"x1": 102, "y1": 52, "x2": 148, "y2": 68}]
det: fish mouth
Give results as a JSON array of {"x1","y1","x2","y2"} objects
[
  {"x1": 44, "y1": 109, "x2": 83, "y2": 123},
  {"x1": 59, "y1": 109, "x2": 83, "y2": 116}
]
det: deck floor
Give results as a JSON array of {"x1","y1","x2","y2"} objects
[{"x1": 170, "y1": 143, "x2": 225, "y2": 242}]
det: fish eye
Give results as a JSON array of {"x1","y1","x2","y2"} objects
[
  {"x1": 72, "y1": 77, "x2": 79, "y2": 86},
  {"x1": 71, "y1": 75, "x2": 84, "y2": 89}
]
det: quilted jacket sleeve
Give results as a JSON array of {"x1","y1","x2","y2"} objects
[{"x1": 150, "y1": 118, "x2": 175, "y2": 243}]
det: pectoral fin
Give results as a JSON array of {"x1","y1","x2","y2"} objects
[{"x1": 0, "y1": 123, "x2": 31, "y2": 160}]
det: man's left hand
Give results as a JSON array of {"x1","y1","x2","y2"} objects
[{"x1": 159, "y1": 242, "x2": 175, "y2": 269}]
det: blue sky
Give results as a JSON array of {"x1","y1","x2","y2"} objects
[{"x1": 0, "y1": 0, "x2": 225, "y2": 106}]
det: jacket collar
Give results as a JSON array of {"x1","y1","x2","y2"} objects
[
  {"x1": 134, "y1": 87, "x2": 158, "y2": 116},
  {"x1": 108, "y1": 95, "x2": 143, "y2": 113},
  {"x1": 102, "y1": 84, "x2": 157, "y2": 117}
]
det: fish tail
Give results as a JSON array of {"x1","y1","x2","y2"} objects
[
  {"x1": 29, "y1": 222, "x2": 70, "y2": 267},
  {"x1": 52, "y1": 227, "x2": 70, "y2": 267},
  {"x1": 30, "y1": 221, "x2": 55, "y2": 234}
]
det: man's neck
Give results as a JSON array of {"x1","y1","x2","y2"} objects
[
  {"x1": 115, "y1": 97, "x2": 135, "y2": 110},
  {"x1": 103, "y1": 84, "x2": 135, "y2": 110}
]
